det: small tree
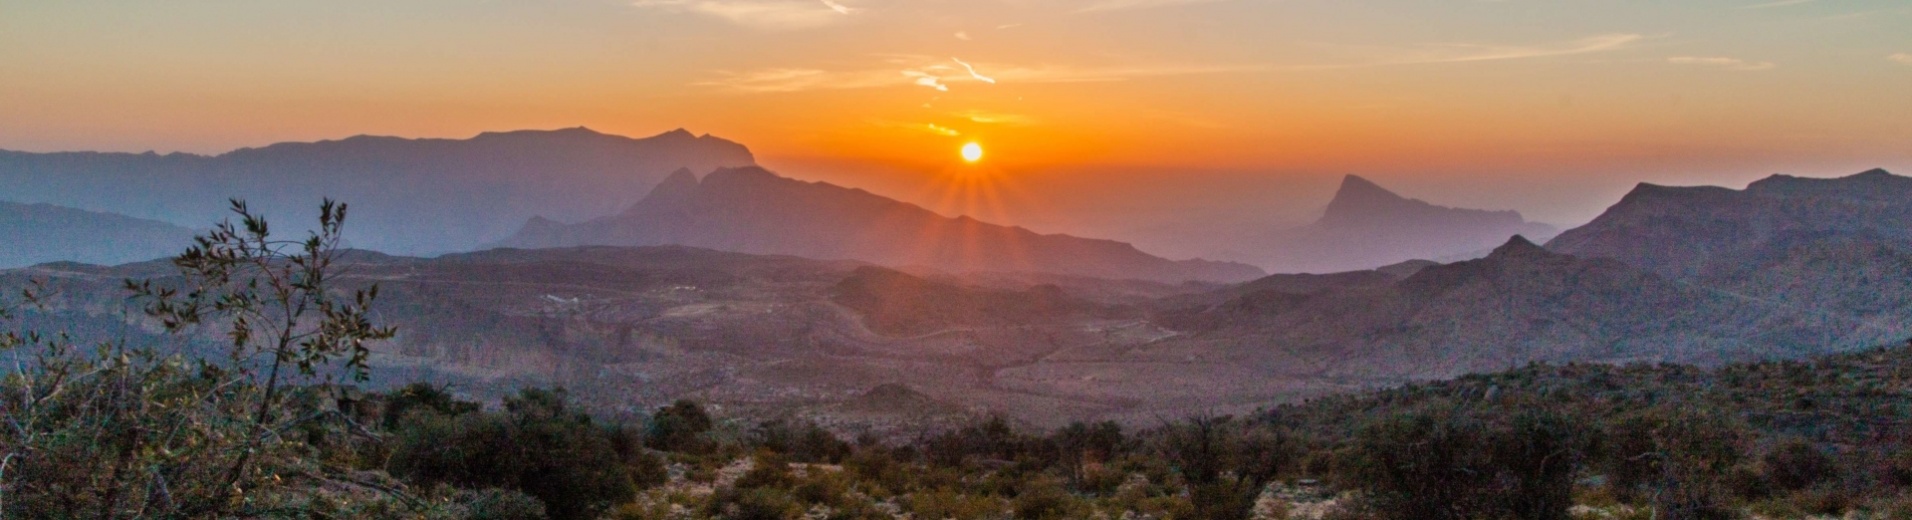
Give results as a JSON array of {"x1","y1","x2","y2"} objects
[{"x1": 0, "y1": 199, "x2": 397, "y2": 516}]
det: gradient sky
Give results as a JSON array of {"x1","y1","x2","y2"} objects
[{"x1": 4, "y1": 0, "x2": 1910, "y2": 252}]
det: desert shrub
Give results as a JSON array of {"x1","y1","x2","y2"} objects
[
  {"x1": 1762, "y1": 438, "x2": 1835, "y2": 492},
  {"x1": 1160, "y1": 415, "x2": 1302, "y2": 520},
  {"x1": 1598, "y1": 407, "x2": 1749, "y2": 520},
  {"x1": 381, "y1": 382, "x2": 481, "y2": 428},
  {"x1": 1011, "y1": 476, "x2": 1086, "y2": 520},
  {"x1": 1346, "y1": 405, "x2": 1587, "y2": 520},
  {"x1": 387, "y1": 388, "x2": 638, "y2": 520},
  {"x1": 649, "y1": 399, "x2": 715, "y2": 453},
  {"x1": 734, "y1": 452, "x2": 796, "y2": 490},
  {"x1": 706, "y1": 486, "x2": 802, "y2": 520},
  {"x1": 752, "y1": 419, "x2": 852, "y2": 464}
]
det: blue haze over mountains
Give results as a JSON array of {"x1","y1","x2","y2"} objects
[{"x1": 3, "y1": 127, "x2": 1910, "y2": 424}]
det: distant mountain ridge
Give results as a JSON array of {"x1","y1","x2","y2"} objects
[
  {"x1": 1548, "y1": 168, "x2": 1912, "y2": 281},
  {"x1": 0, "y1": 127, "x2": 755, "y2": 255},
  {"x1": 498, "y1": 166, "x2": 1265, "y2": 283},
  {"x1": 1164, "y1": 235, "x2": 1875, "y2": 379},
  {"x1": 1259, "y1": 175, "x2": 1556, "y2": 274},
  {"x1": 0, "y1": 202, "x2": 195, "y2": 268}
]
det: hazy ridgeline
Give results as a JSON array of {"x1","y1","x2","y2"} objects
[{"x1": 0, "y1": 128, "x2": 754, "y2": 257}]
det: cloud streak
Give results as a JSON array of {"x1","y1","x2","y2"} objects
[
  {"x1": 1668, "y1": 56, "x2": 1776, "y2": 71},
  {"x1": 1892, "y1": 53, "x2": 1912, "y2": 65},
  {"x1": 633, "y1": 0, "x2": 854, "y2": 30},
  {"x1": 952, "y1": 58, "x2": 997, "y2": 84},
  {"x1": 695, "y1": 56, "x2": 1261, "y2": 93}
]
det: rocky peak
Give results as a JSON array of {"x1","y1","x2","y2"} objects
[{"x1": 1488, "y1": 235, "x2": 1552, "y2": 260}]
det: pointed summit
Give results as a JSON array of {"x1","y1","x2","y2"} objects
[
  {"x1": 1336, "y1": 175, "x2": 1404, "y2": 200},
  {"x1": 627, "y1": 168, "x2": 702, "y2": 214},
  {"x1": 1488, "y1": 235, "x2": 1552, "y2": 260}
]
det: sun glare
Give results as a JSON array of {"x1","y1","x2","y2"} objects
[{"x1": 961, "y1": 142, "x2": 983, "y2": 163}]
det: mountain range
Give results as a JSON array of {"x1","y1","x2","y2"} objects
[
  {"x1": 0, "y1": 127, "x2": 754, "y2": 255},
  {"x1": 0, "y1": 202, "x2": 196, "y2": 268},
  {"x1": 498, "y1": 166, "x2": 1265, "y2": 283},
  {"x1": 2, "y1": 124, "x2": 1906, "y2": 428},
  {"x1": 1254, "y1": 175, "x2": 1557, "y2": 273}
]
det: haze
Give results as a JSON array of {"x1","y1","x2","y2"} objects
[{"x1": 4, "y1": 0, "x2": 1910, "y2": 258}]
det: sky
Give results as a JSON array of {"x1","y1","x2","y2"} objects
[{"x1": 3, "y1": 0, "x2": 1910, "y2": 257}]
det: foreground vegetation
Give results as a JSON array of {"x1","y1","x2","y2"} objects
[{"x1": 3, "y1": 203, "x2": 1910, "y2": 519}]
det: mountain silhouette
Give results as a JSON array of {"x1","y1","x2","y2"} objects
[
  {"x1": 1256, "y1": 175, "x2": 1556, "y2": 273},
  {"x1": 498, "y1": 166, "x2": 1265, "y2": 283},
  {"x1": 0, "y1": 127, "x2": 755, "y2": 255},
  {"x1": 0, "y1": 201, "x2": 196, "y2": 268}
]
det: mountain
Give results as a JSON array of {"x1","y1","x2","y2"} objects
[
  {"x1": 0, "y1": 128, "x2": 755, "y2": 255},
  {"x1": 1548, "y1": 168, "x2": 1912, "y2": 281},
  {"x1": 1159, "y1": 236, "x2": 1880, "y2": 379},
  {"x1": 498, "y1": 166, "x2": 1264, "y2": 283},
  {"x1": 1258, "y1": 175, "x2": 1556, "y2": 273},
  {"x1": 0, "y1": 202, "x2": 195, "y2": 268}
]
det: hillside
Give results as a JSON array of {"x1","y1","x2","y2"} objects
[
  {"x1": 0, "y1": 128, "x2": 755, "y2": 254},
  {"x1": 499, "y1": 166, "x2": 1264, "y2": 284},
  {"x1": 0, "y1": 201, "x2": 195, "y2": 268},
  {"x1": 1155, "y1": 236, "x2": 1882, "y2": 379},
  {"x1": 1548, "y1": 168, "x2": 1912, "y2": 281}
]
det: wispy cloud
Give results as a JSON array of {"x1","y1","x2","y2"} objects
[
  {"x1": 695, "y1": 55, "x2": 1261, "y2": 93},
  {"x1": 952, "y1": 58, "x2": 997, "y2": 84},
  {"x1": 1668, "y1": 56, "x2": 1776, "y2": 71},
  {"x1": 1077, "y1": 0, "x2": 1230, "y2": 13},
  {"x1": 903, "y1": 70, "x2": 951, "y2": 91},
  {"x1": 1891, "y1": 53, "x2": 1912, "y2": 65},
  {"x1": 1739, "y1": 0, "x2": 1814, "y2": 9},
  {"x1": 632, "y1": 0, "x2": 854, "y2": 30},
  {"x1": 954, "y1": 31, "x2": 971, "y2": 41},
  {"x1": 955, "y1": 110, "x2": 1038, "y2": 126},
  {"x1": 868, "y1": 119, "x2": 963, "y2": 137},
  {"x1": 817, "y1": 0, "x2": 856, "y2": 14}
]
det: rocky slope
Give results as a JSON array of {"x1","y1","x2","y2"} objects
[{"x1": 1548, "y1": 168, "x2": 1912, "y2": 280}]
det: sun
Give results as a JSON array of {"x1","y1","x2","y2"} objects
[{"x1": 961, "y1": 142, "x2": 984, "y2": 163}]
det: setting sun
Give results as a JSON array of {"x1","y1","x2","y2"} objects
[{"x1": 961, "y1": 143, "x2": 983, "y2": 163}]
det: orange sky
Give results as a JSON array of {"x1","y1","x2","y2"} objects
[{"x1": 3, "y1": 0, "x2": 1910, "y2": 236}]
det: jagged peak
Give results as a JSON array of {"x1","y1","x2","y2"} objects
[{"x1": 1332, "y1": 175, "x2": 1406, "y2": 203}]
